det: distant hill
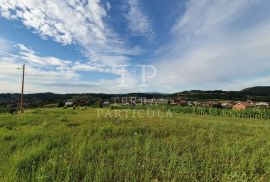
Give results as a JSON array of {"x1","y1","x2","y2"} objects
[
  {"x1": 241, "y1": 86, "x2": 270, "y2": 96},
  {"x1": 172, "y1": 86, "x2": 270, "y2": 101},
  {"x1": 172, "y1": 90, "x2": 244, "y2": 101},
  {"x1": 1, "y1": 86, "x2": 270, "y2": 108}
]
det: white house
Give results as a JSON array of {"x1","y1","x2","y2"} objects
[
  {"x1": 255, "y1": 102, "x2": 269, "y2": 107},
  {"x1": 65, "y1": 101, "x2": 75, "y2": 107}
]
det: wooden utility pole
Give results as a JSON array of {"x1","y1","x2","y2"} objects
[{"x1": 20, "y1": 64, "x2": 25, "y2": 114}]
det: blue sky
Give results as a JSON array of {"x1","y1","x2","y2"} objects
[{"x1": 0, "y1": 0, "x2": 270, "y2": 93}]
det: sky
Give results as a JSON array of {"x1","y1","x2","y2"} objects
[{"x1": 0, "y1": 0, "x2": 270, "y2": 93}]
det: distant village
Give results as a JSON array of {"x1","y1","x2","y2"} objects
[
  {"x1": 1, "y1": 87, "x2": 270, "y2": 113},
  {"x1": 64, "y1": 97, "x2": 270, "y2": 110}
]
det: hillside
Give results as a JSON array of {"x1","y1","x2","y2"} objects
[
  {"x1": 173, "y1": 87, "x2": 270, "y2": 101},
  {"x1": 0, "y1": 108, "x2": 270, "y2": 181},
  {"x1": 1, "y1": 86, "x2": 270, "y2": 108},
  {"x1": 241, "y1": 86, "x2": 270, "y2": 95}
]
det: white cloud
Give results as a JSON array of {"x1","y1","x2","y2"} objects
[
  {"x1": 0, "y1": 0, "x2": 107, "y2": 44},
  {"x1": 0, "y1": 37, "x2": 12, "y2": 55},
  {"x1": 15, "y1": 44, "x2": 72, "y2": 68},
  {"x1": 0, "y1": 1, "x2": 156, "y2": 93},
  {"x1": 36, "y1": 75, "x2": 141, "y2": 94},
  {"x1": 150, "y1": 0, "x2": 270, "y2": 92},
  {"x1": 0, "y1": 43, "x2": 143, "y2": 93},
  {"x1": 2, "y1": 0, "x2": 270, "y2": 93},
  {"x1": 125, "y1": 0, "x2": 154, "y2": 37},
  {"x1": 0, "y1": 0, "x2": 139, "y2": 66},
  {"x1": 172, "y1": 0, "x2": 251, "y2": 36}
]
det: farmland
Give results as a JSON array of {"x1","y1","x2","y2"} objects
[
  {"x1": 111, "y1": 105, "x2": 270, "y2": 120},
  {"x1": 1, "y1": 108, "x2": 270, "y2": 181}
]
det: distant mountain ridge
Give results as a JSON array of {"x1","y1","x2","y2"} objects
[
  {"x1": 1, "y1": 86, "x2": 270, "y2": 108},
  {"x1": 241, "y1": 86, "x2": 270, "y2": 95},
  {"x1": 171, "y1": 86, "x2": 270, "y2": 101}
]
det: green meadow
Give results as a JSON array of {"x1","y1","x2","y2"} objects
[{"x1": 0, "y1": 108, "x2": 270, "y2": 181}]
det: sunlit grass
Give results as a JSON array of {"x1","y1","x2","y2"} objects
[{"x1": 0, "y1": 108, "x2": 270, "y2": 181}]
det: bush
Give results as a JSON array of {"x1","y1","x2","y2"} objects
[
  {"x1": 58, "y1": 102, "x2": 65, "y2": 107},
  {"x1": 9, "y1": 108, "x2": 17, "y2": 114}
]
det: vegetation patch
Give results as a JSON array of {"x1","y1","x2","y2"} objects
[{"x1": 0, "y1": 108, "x2": 270, "y2": 181}]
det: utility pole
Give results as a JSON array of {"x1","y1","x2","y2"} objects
[{"x1": 20, "y1": 64, "x2": 25, "y2": 114}]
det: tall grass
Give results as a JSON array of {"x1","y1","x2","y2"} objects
[
  {"x1": 111, "y1": 105, "x2": 270, "y2": 120},
  {"x1": 0, "y1": 108, "x2": 270, "y2": 181}
]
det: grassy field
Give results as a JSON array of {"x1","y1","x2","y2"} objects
[{"x1": 0, "y1": 108, "x2": 270, "y2": 181}]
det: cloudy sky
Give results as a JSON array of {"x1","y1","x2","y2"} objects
[{"x1": 0, "y1": 0, "x2": 270, "y2": 93}]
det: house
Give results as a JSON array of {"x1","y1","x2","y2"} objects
[
  {"x1": 192, "y1": 101, "x2": 200, "y2": 106},
  {"x1": 122, "y1": 102, "x2": 130, "y2": 106},
  {"x1": 43, "y1": 104, "x2": 58, "y2": 108},
  {"x1": 65, "y1": 101, "x2": 76, "y2": 107},
  {"x1": 176, "y1": 99, "x2": 189, "y2": 106},
  {"x1": 145, "y1": 98, "x2": 156, "y2": 105},
  {"x1": 103, "y1": 101, "x2": 110, "y2": 106},
  {"x1": 201, "y1": 101, "x2": 218, "y2": 107},
  {"x1": 156, "y1": 98, "x2": 168, "y2": 104},
  {"x1": 232, "y1": 102, "x2": 253, "y2": 110},
  {"x1": 169, "y1": 100, "x2": 177, "y2": 105},
  {"x1": 255, "y1": 102, "x2": 269, "y2": 107},
  {"x1": 170, "y1": 99, "x2": 187, "y2": 106},
  {"x1": 221, "y1": 102, "x2": 233, "y2": 108}
]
